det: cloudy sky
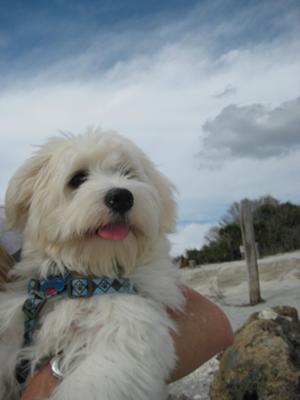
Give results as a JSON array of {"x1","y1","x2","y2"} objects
[{"x1": 0, "y1": 0, "x2": 299, "y2": 256}]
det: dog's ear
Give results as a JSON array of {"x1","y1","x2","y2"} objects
[
  {"x1": 156, "y1": 172, "x2": 177, "y2": 234},
  {"x1": 5, "y1": 152, "x2": 50, "y2": 230},
  {"x1": 145, "y1": 162, "x2": 177, "y2": 234}
]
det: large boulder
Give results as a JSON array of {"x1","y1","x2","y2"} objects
[{"x1": 210, "y1": 305, "x2": 300, "y2": 400}]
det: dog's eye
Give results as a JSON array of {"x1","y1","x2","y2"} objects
[
  {"x1": 122, "y1": 169, "x2": 132, "y2": 177},
  {"x1": 113, "y1": 163, "x2": 137, "y2": 179},
  {"x1": 68, "y1": 171, "x2": 89, "y2": 189},
  {"x1": 118, "y1": 166, "x2": 136, "y2": 179},
  {"x1": 122, "y1": 169, "x2": 138, "y2": 179}
]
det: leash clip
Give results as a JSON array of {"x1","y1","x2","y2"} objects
[{"x1": 23, "y1": 291, "x2": 46, "y2": 320}]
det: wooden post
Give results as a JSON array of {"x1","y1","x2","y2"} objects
[{"x1": 240, "y1": 199, "x2": 263, "y2": 305}]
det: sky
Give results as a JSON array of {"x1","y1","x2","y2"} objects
[{"x1": 0, "y1": 0, "x2": 299, "y2": 256}]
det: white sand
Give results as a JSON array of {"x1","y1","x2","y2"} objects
[
  {"x1": 169, "y1": 250, "x2": 300, "y2": 399},
  {"x1": 180, "y1": 250, "x2": 300, "y2": 330}
]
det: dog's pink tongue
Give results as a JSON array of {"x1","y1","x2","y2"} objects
[{"x1": 97, "y1": 223, "x2": 129, "y2": 241}]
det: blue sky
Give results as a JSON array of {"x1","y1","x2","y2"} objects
[
  {"x1": 1, "y1": 0, "x2": 298, "y2": 82},
  {"x1": 0, "y1": 0, "x2": 299, "y2": 255}
]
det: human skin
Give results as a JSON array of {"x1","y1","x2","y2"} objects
[{"x1": 21, "y1": 287, "x2": 234, "y2": 400}]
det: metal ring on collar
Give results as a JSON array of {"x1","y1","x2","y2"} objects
[{"x1": 50, "y1": 356, "x2": 64, "y2": 380}]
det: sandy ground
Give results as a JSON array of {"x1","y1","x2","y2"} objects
[{"x1": 169, "y1": 250, "x2": 300, "y2": 399}]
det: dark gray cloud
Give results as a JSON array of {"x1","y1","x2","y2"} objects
[
  {"x1": 213, "y1": 84, "x2": 236, "y2": 98},
  {"x1": 200, "y1": 97, "x2": 300, "y2": 164}
]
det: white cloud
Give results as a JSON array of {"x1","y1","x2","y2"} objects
[{"x1": 169, "y1": 223, "x2": 213, "y2": 257}]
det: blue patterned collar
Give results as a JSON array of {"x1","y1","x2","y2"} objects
[{"x1": 22, "y1": 272, "x2": 138, "y2": 345}]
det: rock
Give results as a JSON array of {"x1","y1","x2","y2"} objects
[
  {"x1": 168, "y1": 356, "x2": 219, "y2": 400},
  {"x1": 257, "y1": 308, "x2": 278, "y2": 321},
  {"x1": 210, "y1": 305, "x2": 300, "y2": 400}
]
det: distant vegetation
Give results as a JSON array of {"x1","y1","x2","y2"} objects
[{"x1": 181, "y1": 196, "x2": 300, "y2": 265}]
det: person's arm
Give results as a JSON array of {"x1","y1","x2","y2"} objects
[
  {"x1": 21, "y1": 287, "x2": 234, "y2": 399},
  {"x1": 168, "y1": 286, "x2": 234, "y2": 382},
  {"x1": 21, "y1": 366, "x2": 59, "y2": 400}
]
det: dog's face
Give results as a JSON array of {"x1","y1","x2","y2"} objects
[{"x1": 5, "y1": 131, "x2": 176, "y2": 276}]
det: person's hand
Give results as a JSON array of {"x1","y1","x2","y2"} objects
[
  {"x1": 21, "y1": 287, "x2": 234, "y2": 399},
  {"x1": 21, "y1": 364, "x2": 59, "y2": 400}
]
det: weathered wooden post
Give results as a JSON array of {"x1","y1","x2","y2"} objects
[{"x1": 240, "y1": 199, "x2": 263, "y2": 305}]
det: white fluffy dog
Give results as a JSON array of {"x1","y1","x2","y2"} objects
[{"x1": 0, "y1": 130, "x2": 184, "y2": 400}]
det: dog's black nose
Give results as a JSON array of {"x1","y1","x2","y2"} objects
[{"x1": 105, "y1": 188, "x2": 134, "y2": 214}]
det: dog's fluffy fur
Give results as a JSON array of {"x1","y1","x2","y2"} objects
[{"x1": 0, "y1": 130, "x2": 184, "y2": 400}]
